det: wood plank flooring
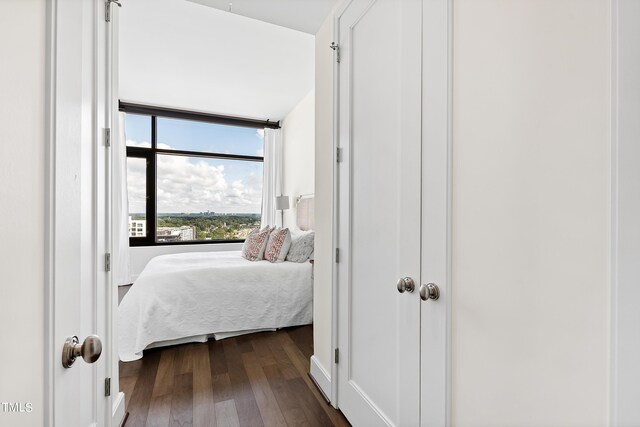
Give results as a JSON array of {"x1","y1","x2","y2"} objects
[{"x1": 120, "y1": 326, "x2": 350, "y2": 427}]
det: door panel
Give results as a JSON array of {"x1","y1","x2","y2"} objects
[
  {"x1": 51, "y1": 1, "x2": 83, "y2": 424},
  {"x1": 49, "y1": 0, "x2": 109, "y2": 425},
  {"x1": 337, "y1": 0, "x2": 422, "y2": 425},
  {"x1": 420, "y1": 1, "x2": 450, "y2": 425}
]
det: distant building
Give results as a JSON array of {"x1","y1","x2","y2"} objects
[
  {"x1": 129, "y1": 217, "x2": 146, "y2": 237},
  {"x1": 234, "y1": 228, "x2": 253, "y2": 239},
  {"x1": 157, "y1": 226, "x2": 197, "y2": 242}
]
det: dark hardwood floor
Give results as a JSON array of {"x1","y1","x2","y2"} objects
[{"x1": 120, "y1": 325, "x2": 350, "y2": 427}]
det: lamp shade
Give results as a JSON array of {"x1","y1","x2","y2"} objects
[{"x1": 275, "y1": 195, "x2": 290, "y2": 210}]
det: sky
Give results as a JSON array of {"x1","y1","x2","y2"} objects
[{"x1": 125, "y1": 113, "x2": 264, "y2": 214}]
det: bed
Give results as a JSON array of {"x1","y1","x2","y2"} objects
[{"x1": 118, "y1": 195, "x2": 315, "y2": 362}]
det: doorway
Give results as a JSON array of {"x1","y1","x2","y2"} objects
[{"x1": 113, "y1": 0, "x2": 326, "y2": 424}]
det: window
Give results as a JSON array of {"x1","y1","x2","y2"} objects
[{"x1": 122, "y1": 102, "x2": 278, "y2": 246}]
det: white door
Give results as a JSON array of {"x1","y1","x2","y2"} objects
[
  {"x1": 48, "y1": 0, "x2": 113, "y2": 426},
  {"x1": 336, "y1": 0, "x2": 423, "y2": 425},
  {"x1": 420, "y1": 0, "x2": 450, "y2": 425}
]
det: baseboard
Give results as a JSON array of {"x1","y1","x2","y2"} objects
[
  {"x1": 309, "y1": 355, "x2": 332, "y2": 402},
  {"x1": 112, "y1": 391, "x2": 126, "y2": 427}
]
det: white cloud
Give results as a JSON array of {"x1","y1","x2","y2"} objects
[{"x1": 126, "y1": 140, "x2": 263, "y2": 214}]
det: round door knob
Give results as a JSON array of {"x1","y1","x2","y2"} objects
[
  {"x1": 396, "y1": 277, "x2": 415, "y2": 293},
  {"x1": 62, "y1": 335, "x2": 103, "y2": 368},
  {"x1": 420, "y1": 283, "x2": 440, "y2": 301}
]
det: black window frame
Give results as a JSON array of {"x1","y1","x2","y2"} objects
[{"x1": 121, "y1": 101, "x2": 279, "y2": 247}]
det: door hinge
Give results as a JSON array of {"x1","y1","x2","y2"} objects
[
  {"x1": 105, "y1": 378, "x2": 111, "y2": 396},
  {"x1": 335, "y1": 248, "x2": 340, "y2": 263},
  {"x1": 330, "y1": 42, "x2": 340, "y2": 63},
  {"x1": 104, "y1": 128, "x2": 111, "y2": 147},
  {"x1": 105, "y1": 0, "x2": 122, "y2": 23},
  {"x1": 105, "y1": 253, "x2": 111, "y2": 272},
  {"x1": 334, "y1": 348, "x2": 339, "y2": 364},
  {"x1": 336, "y1": 147, "x2": 343, "y2": 163}
]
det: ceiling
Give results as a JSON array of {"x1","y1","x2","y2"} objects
[
  {"x1": 119, "y1": 0, "x2": 315, "y2": 121},
  {"x1": 186, "y1": 0, "x2": 337, "y2": 34}
]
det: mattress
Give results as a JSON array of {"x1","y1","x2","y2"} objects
[{"x1": 118, "y1": 250, "x2": 312, "y2": 361}]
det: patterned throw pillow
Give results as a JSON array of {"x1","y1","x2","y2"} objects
[
  {"x1": 286, "y1": 230, "x2": 315, "y2": 263},
  {"x1": 264, "y1": 227, "x2": 292, "y2": 263},
  {"x1": 241, "y1": 226, "x2": 272, "y2": 261}
]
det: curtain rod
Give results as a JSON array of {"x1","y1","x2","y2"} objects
[
  {"x1": 296, "y1": 193, "x2": 315, "y2": 204},
  {"x1": 119, "y1": 101, "x2": 281, "y2": 129}
]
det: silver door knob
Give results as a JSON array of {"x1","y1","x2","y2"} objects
[
  {"x1": 396, "y1": 277, "x2": 415, "y2": 293},
  {"x1": 62, "y1": 335, "x2": 102, "y2": 368},
  {"x1": 420, "y1": 283, "x2": 440, "y2": 301}
]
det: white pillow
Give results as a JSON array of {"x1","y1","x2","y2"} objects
[
  {"x1": 264, "y1": 227, "x2": 292, "y2": 263},
  {"x1": 286, "y1": 229, "x2": 315, "y2": 263}
]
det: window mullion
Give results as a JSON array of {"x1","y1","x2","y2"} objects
[
  {"x1": 149, "y1": 116, "x2": 158, "y2": 244},
  {"x1": 151, "y1": 115, "x2": 157, "y2": 150}
]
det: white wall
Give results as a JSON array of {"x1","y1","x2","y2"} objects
[
  {"x1": 120, "y1": 0, "x2": 314, "y2": 121},
  {"x1": 0, "y1": 1, "x2": 45, "y2": 426},
  {"x1": 451, "y1": 1, "x2": 610, "y2": 425},
  {"x1": 611, "y1": 1, "x2": 640, "y2": 425},
  {"x1": 312, "y1": 10, "x2": 336, "y2": 382},
  {"x1": 282, "y1": 90, "x2": 315, "y2": 229}
]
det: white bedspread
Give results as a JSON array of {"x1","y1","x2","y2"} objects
[{"x1": 118, "y1": 251, "x2": 312, "y2": 361}]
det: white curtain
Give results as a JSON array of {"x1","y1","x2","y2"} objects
[
  {"x1": 113, "y1": 112, "x2": 131, "y2": 285},
  {"x1": 261, "y1": 128, "x2": 283, "y2": 228}
]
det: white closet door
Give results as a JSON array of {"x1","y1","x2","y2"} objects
[
  {"x1": 420, "y1": 0, "x2": 450, "y2": 425},
  {"x1": 336, "y1": 0, "x2": 423, "y2": 425}
]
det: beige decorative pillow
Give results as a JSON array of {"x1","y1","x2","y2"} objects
[
  {"x1": 264, "y1": 227, "x2": 292, "y2": 263},
  {"x1": 286, "y1": 229, "x2": 315, "y2": 263},
  {"x1": 241, "y1": 226, "x2": 272, "y2": 261}
]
